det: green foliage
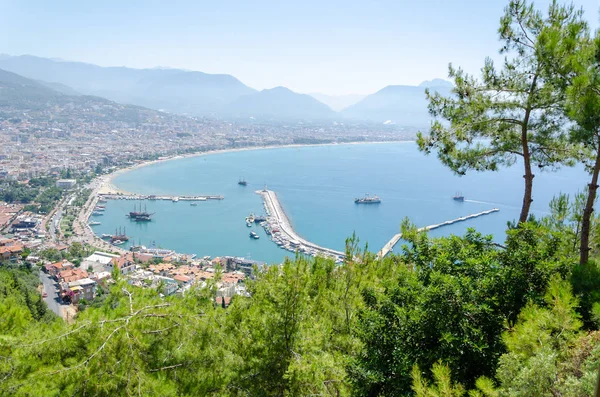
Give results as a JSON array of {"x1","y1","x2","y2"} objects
[
  {"x1": 493, "y1": 277, "x2": 595, "y2": 396},
  {"x1": 0, "y1": 267, "x2": 57, "y2": 338},
  {"x1": 412, "y1": 362, "x2": 465, "y2": 397},
  {"x1": 38, "y1": 248, "x2": 63, "y2": 262},
  {"x1": 1, "y1": 218, "x2": 600, "y2": 395}
]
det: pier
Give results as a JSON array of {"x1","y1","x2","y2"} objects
[
  {"x1": 257, "y1": 190, "x2": 345, "y2": 260},
  {"x1": 99, "y1": 193, "x2": 224, "y2": 201},
  {"x1": 256, "y1": 189, "x2": 500, "y2": 262},
  {"x1": 376, "y1": 208, "x2": 500, "y2": 258}
]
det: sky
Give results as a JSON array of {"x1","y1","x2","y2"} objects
[{"x1": 1, "y1": 0, "x2": 599, "y2": 95}]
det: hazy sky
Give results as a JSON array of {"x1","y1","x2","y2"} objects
[{"x1": 1, "y1": 0, "x2": 598, "y2": 95}]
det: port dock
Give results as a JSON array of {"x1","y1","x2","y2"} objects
[
  {"x1": 256, "y1": 190, "x2": 500, "y2": 262},
  {"x1": 376, "y1": 208, "x2": 500, "y2": 258},
  {"x1": 99, "y1": 193, "x2": 224, "y2": 201},
  {"x1": 257, "y1": 190, "x2": 345, "y2": 260}
]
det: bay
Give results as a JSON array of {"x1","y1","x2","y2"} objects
[{"x1": 90, "y1": 142, "x2": 590, "y2": 264}]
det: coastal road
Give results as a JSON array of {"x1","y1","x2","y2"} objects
[
  {"x1": 50, "y1": 209, "x2": 62, "y2": 240},
  {"x1": 39, "y1": 271, "x2": 65, "y2": 318}
]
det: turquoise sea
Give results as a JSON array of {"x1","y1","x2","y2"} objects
[{"x1": 90, "y1": 142, "x2": 590, "y2": 264}]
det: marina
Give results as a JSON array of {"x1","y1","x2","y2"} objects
[{"x1": 257, "y1": 189, "x2": 346, "y2": 260}]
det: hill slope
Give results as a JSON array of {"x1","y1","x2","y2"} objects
[
  {"x1": 225, "y1": 87, "x2": 336, "y2": 120},
  {"x1": 0, "y1": 68, "x2": 171, "y2": 123},
  {"x1": 0, "y1": 55, "x2": 256, "y2": 117},
  {"x1": 342, "y1": 82, "x2": 453, "y2": 127}
]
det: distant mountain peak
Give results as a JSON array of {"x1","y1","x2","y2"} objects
[
  {"x1": 264, "y1": 86, "x2": 294, "y2": 93},
  {"x1": 418, "y1": 78, "x2": 453, "y2": 88},
  {"x1": 226, "y1": 86, "x2": 335, "y2": 120}
]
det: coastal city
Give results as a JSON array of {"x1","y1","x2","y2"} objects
[
  {"x1": 0, "y1": 63, "x2": 421, "y2": 321},
  {"x1": 5, "y1": 0, "x2": 600, "y2": 394},
  {"x1": 0, "y1": 93, "x2": 414, "y2": 180},
  {"x1": 0, "y1": 77, "x2": 420, "y2": 321}
]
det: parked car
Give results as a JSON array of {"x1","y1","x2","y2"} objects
[{"x1": 42, "y1": 291, "x2": 48, "y2": 298}]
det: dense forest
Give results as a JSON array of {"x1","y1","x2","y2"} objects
[
  {"x1": 2, "y1": 215, "x2": 600, "y2": 396},
  {"x1": 4, "y1": 0, "x2": 600, "y2": 395}
]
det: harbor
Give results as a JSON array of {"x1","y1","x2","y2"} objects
[
  {"x1": 376, "y1": 208, "x2": 500, "y2": 258},
  {"x1": 256, "y1": 189, "x2": 346, "y2": 261},
  {"x1": 255, "y1": 188, "x2": 500, "y2": 262}
]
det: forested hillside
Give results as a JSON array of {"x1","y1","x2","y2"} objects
[
  {"x1": 2, "y1": 214, "x2": 600, "y2": 395},
  {"x1": 4, "y1": 0, "x2": 600, "y2": 396}
]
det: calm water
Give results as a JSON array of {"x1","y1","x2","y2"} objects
[{"x1": 90, "y1": 143, "x2": 590, "y2": 264}]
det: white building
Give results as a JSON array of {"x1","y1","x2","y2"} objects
[{"x1": 56, "y1": 179, "x2": 77, "y2": 189}]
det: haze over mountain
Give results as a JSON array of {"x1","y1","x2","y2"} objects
[
  {"x1": 0, "y1": 55, "x2": 256, "y2": 117},
  {"x1": 0, "y1": 68, "x2": 65, "y2": 109},
  {"x1": 227, "y1": 87, "x2": 336, "y2": 120},
  {"x1": 0, "y1": 67, "x2": 174, "y2": 123},
  {"x1": 0, "y1": 54, "x2": 452, "y2": 125},
  {"x1": 308, "y1": 93, "x2": 366, "y2": 112},
  {"x1": 342, "y1": 82, "x2": 452, "y2": 127}
]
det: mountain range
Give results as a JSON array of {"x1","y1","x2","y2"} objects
[
  {"x1": 0, "y1": 68, "x2": 171, "y2": 124},
  {"x1": 0, "y1": 54, "x2": 453, "y2": 125}
]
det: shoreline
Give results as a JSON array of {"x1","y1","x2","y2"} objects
[
  {"x1": 87, "y1": 140, "x2": 409, "y2": 260},
  {"x1": 99, "y1": 140, "x2": 414, "y2": 195}
]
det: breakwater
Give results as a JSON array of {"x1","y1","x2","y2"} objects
[
  {"x1": 257, "y1": 189, "x2": 500, "y2": 262},
  {"x1": 257, "y1": 190, "x2": 346, "y2": 261},
  {"x1": 376, "y1": 208, "x2": 500, "y2": 258},
  {"x1": 99, "y1": 194, "x2": 224, "y2": 201}
]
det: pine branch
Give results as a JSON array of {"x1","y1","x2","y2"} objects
[{"x1": 149, "y1": 363, "x2": 185, "y2": 372}]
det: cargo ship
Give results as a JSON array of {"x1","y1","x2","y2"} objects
[{"x1": 354, "y1": 194, "x2": 381, "y2": 204}]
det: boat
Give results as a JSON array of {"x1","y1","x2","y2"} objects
[
  {"x1": 246, "y1": 221, "x2": 252, "y2": 227},
  {"x1": 128, "y1": 202, "x2": 154, "y2": 221},
  {"x1": 453, "y1": 192, "x2": 465, "y2": 202},
  {"x1": 110, "y1": 227, "x2": 129, "y2": 243},
  {"x1": 98, "y1": 198, "x2": 108, "y2": 203},
  {"x1": 112, "y1": 240, "x2": 124, "y2": 245},
  {"x1": 88, "y1": 221, "x2": 101, "y2": 226},
  {"x1": 238, "y1": 178, "x2": 247, "y2": 186},
  {"x1": 172, "y1": 197, "x2": 179, "y2": 202},
  {"x1": 249, "y1": 231, "x2": 259, "y2": 239},
  {"x1": 354, "y1": 194, "x2": 381, "y2": 204},
  {"x1": 92, "y1": 211, "x2": 104, "y2": 216},
  {"x1": 101, "y1": 234, "x2": 112, "y2": 239},
  {"x1": 190, "y1": 203, "x2": 198, "y2": 206}
]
